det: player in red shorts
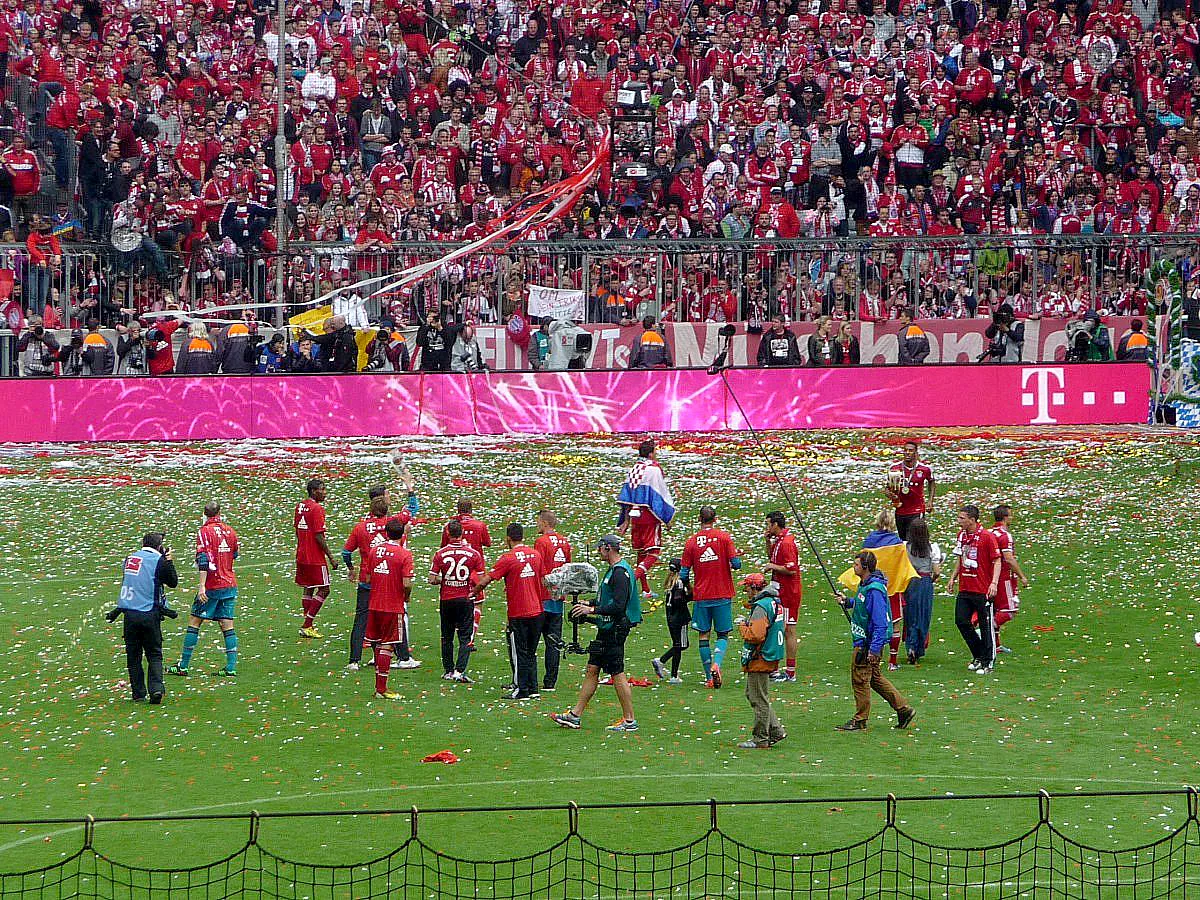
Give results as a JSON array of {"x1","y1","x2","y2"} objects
[
  {"x1": 885, "y1": 440, "x2": 935, "y2": 541},
  {"x1": 989, "y1": 504, "x2": 1029, "y2": 655},
  {"x1": 616, "y1": 439, "x2": 676, "y2": 595},
  {"x1": 441, "y1": 497, "x2": 492, "y2": 648},
  {"x1": 763, "y1": 511, "x2": 802, "y2": 682},
  {"x1": 295, "y1": 478, "x2": 339, "y2": 638},
  {"x1": 364, "y1": 518, "x2": 415, "y2": 700}
]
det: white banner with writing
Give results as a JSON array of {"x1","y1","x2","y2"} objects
[{"x1": 527, "y1": 285, "x2": 586, "y2": 322}]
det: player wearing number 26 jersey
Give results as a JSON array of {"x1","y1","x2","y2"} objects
[{"x1": 431, "y1": 520, "x2": 486, "y2": 680}]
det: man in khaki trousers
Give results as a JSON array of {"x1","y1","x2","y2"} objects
[{"x1": 837, "y1": 551, "x2": 916, "y2": 731}]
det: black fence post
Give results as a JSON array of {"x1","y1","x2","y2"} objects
[{"x1": 248, "y1": 810, "x2": 260, "y2": 846}]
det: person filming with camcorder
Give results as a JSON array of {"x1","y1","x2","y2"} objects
[
  {"x1": 979, "y1": 303, "x2": 1024, "y2": 364},
  {"x1": 551, "y1": 535, "x2": 643, "y2": 733}
]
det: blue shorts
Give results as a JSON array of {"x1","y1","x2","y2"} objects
[
  {"x1": 192, "y1": 587, "x2": 237, "y2": 621},
  {"x1": 691, "y1": 599, "x2": 733, "y2": 635}
]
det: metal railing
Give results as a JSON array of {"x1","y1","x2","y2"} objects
[{"x1": 1, "y1": 233, "x2": 1196, "y2": 331}]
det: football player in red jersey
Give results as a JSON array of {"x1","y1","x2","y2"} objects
[
  {"x1": 533, "y1": 508, "x2": 573, "y2": 692},
  {"x1": 885, "y1": 440, "x2": 935, "y2": 541},
  {"x1": 364, "y1": 518, "x2": 415, "y2": 700},
  {"x1": 473, "y1": 523, "x2": 545, "y2": 700},
  {"x1": 763, "y1": 511, "x2": 802, "y2": 683},
  {"x1": 430, "y1": 519, "x2": 485, "y2": 682},
  {"x1": 168, "y1": 501, "x2": 240, "y2": 677},
  {"x1": 616, "y1": 439, "x2": 676, "y2": 594},
  {"x1": 441, "y1": 497, "x2": 493, "y2": 646},
  {"x1": 295, "y1": 478, "x2": 339, "y2": 638},
  {"x1": 989, "y1": 505, "x2": 1029, "y2": 656},
  {"x1": 947, "y1": 504, "x2": 1002, "y2": 674},
  {"x1": 342, "y1": 494, "x2": 390, "y2": 670},
  {"x1": 680, "y1": 506, "x2": 742, "y2": 689}
]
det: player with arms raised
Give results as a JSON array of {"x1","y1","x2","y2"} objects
[
  {"x1": 296, "y1": 478, "x2": 339, "y2": 638},
  {"x1": 885, "y1": 441, "x2": 935, "y2": 541},
  {"x1": 617, "y1": 439, "x2": 676, "y2": 595},
  {"x1": 681, "y1": 505, "x2": 742, "y2": 689},
  {"x1": 989, "y1": 504, "x2": 1029, "y2": 655},
  {"x1": 342, "y1": 494, "x2": 390, "y2": 671},
  {"x1": 168, "y1": 502, "x2": 240, "y2": 677},
  {"x1": 430, "y1": 520, "x2": 486, "y2": 683},
  {"x1": 365, "y1": 518, "x2": 415, "y2": 700}
]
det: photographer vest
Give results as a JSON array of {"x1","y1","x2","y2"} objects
[
  {"x1": 118, "y1": 548, "x2": 163, "y2": 613},
  {"x1": 598, "y1": 559, "x2": 642, "y2": 627}
]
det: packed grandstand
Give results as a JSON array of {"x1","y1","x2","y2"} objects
[{"x1": 0, "y1": 0, "x2": 1195, "y2": 349}]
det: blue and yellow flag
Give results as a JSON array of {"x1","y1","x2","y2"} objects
[{"x1": 838, "y1": 530, "x2": 918, "y2": 596}]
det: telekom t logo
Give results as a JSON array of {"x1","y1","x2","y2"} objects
[{"x1": 1021, "y1": 367, "x2": 1065, "y2": 424}]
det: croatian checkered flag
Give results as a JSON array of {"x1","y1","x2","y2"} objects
[{"x1": 617, "y1": 459, "x2": 676, "y2": 526}]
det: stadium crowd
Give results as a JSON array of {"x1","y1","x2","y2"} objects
[{"x1": 0, "y1": 0, "x2": 1197, "y2": 340}]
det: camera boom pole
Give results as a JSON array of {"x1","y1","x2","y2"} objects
[{"x1": 714, "y1": 353, "x2": 849, "y2": 622}]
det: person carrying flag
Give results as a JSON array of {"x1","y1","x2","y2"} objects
[
  {"x1": 616, "y1": 439, "x2": 676, "y2": 595},
  {"x1": 839, "y1": 510, "x2": 918, "y2": 671}
]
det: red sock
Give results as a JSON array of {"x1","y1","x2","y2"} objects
[
  {"x1": 635, "y1": 565, "x2": 650, "y2": 595},
  {"x1": 785, "y1": 658, "x2": 796, "y2": 676},
  {"x1": 303, "y1": 595, "x2": 325, "y2": 629},
  {"x1": 301, "y1": 596, "x2": 312, "y2": 621},
  {"x1": 375, "y1": 647, "x2": 393, "y2": 694},
  {"x1": 888, "y1": 635, "x2": 901, "y2": 666}
]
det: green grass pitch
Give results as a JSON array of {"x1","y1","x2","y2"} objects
[{"x1": 1, "y1": 427, "x2": 1198, "y2": 873}]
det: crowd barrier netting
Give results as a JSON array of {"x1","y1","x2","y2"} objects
[
  {"x1": 0, "y1": 364, "x2": 1153, "y2": 442},
  {"x1": 2, "y1": 790, "x2": 1197, "y2": 899}
]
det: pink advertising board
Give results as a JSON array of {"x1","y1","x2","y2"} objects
[
  {"x1": 473, "y1": 317, "x2": 1145, "y2": 370},
  {"x1": 0, "y1": 364, "x2": 1150, "y2": 443}
]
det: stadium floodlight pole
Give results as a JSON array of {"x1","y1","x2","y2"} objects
[
  {"x1": 273, "y1": 0, "x2": 287, "y2": 326},
  {"x1": 706, "y1": 328, "x2": 848, "y2": 620}
]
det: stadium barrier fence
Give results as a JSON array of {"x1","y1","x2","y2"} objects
[
  {"x1": 1, "y1": 789, "x2": 1197, "y2": 898},
  {"x1": 0, "y1": 233, "x2": 1196, "y2": 332},
  {"x1": 0, "y1": 362, "x2": 1153, "y2": 441}
]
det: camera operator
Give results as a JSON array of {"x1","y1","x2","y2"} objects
[
  {"x1": 416, "y1": 311, "x2": 450, "y2": 371},
  {"x1": 981, "y1": 303, "x2": 1024, "y2": 364},
  {"x1": 450, "y1": 323, "x2": 487, "y2": 372},
  {"x1": 59, "y1": 328, "x2": 87, "y2": 376},
  {"x1": 545, "y1": 319, "x2": 590, "y2": 371},
  {"x1": 551, "y1": 535, "x2": 642, "y2": 733},
  {"x1": 16, "y1": 315, "x2": 59, "y2": 376},
  {"x1": 115, "y1": 320, "x2": 148, "y2": 375},
  {"x1": 106, "y1": 532, "x2": 179, "y2": 705}
]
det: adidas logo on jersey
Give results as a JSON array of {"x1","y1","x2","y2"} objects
[
  {"x1": 519, "y1": 562, "x2": 537, "y2": 578},
  {"x1": 553, "y1": 549, "x2": 566, "y2": 562},
  {"x1": 374, "y1": 560, "x2": 391, "y2": 575},
  {"x1": 698, "y1": 546, "x2": 719, "y2": 563},
  {"x1": 297, "y1": 518, "x2": 308, "y2": 530},
  {"x1": 217, "y1": 540, "x2": 231, "y2": 553},
  {"x1": 370, "y1": 534, "x2": 385, "y2": 546}
]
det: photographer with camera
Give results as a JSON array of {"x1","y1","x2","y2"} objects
[
  {"x1": 107, "y1": 532, "x2": 179, "y2": 705},
  {"x1": 115, "y1": 320, "x2": 148, "y2": 376},
  {"x1": 16, "y1": 315, "x2": 59, "y2": 376},
  {"x1": 545, "y1": 318, "x2": 591, "y2": 371},
  {"x1": 551, "y1": 534, "x2": 642, "y2": 732},
  {"x1": 980, "y1": 303, "x2": 1024, "y2": 364}
]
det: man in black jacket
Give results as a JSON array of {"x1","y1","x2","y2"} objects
[
  {"x1": 757, "y1": 316, "x2": 802, "y2": 366},
  {"x1": 309, "y1": 315, "x2": 359, "y2": 372},
  {"x1": 896, "y1": 309, "x2": 931, "y2": 365},
  {"x1": 415, "y1": 312, "x2": 450, "y2": 370}
]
